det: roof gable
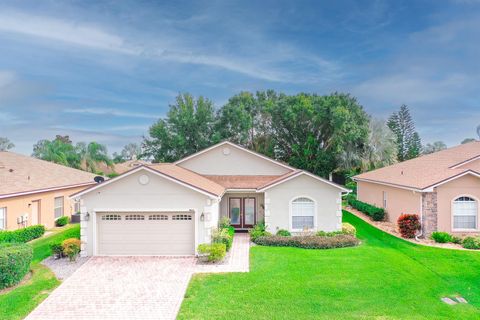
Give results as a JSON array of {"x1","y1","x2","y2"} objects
[
  {"x1": 257, "y1": 170, "x2": 349, "y2": 192},
  {"x1": 71, "y1": 165, "x2": 224, "y2": 199},
  {"x1": 175, "y1": 141, "x2": 294, "y2": 176}
]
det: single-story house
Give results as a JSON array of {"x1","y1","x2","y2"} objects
[
  {"x1": 0, "y1": 151, "x2": 98, "y2": 230},
  {"x1": 72, "y1": 141, "x2": 348, "y2": 256},
  {"x1": 354, "y1": 141, "x2": 480, "y2": 236}
]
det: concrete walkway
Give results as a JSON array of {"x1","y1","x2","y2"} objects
[{"x1": 26, "y1": 233, "x2": 250, "y2": 320}]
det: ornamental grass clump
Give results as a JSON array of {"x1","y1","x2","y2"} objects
[{"x1": 397, "y1": 214, "x2": 421, "y2": 238}]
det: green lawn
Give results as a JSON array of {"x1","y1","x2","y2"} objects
[
  {"x1": 0, "y1": 224, "x2": 80, "y2": 320},
  {"x1": 179, "y1": 211, "x2": 480, "y2": 319}
]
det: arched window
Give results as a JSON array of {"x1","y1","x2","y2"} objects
[
  {"x1": 453, "y1": 196, "x2": 477, "y2": 230},
  {"x1": 291, "y1": 197, "x2": 315, "y2": 231}
]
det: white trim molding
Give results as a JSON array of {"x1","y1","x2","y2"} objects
[
  {"x1": 259, "y1": 171, "x2": 350, "y2": 193},
  {"x1": 0, "y1": 182, "x2": 96, "y2": 200}
]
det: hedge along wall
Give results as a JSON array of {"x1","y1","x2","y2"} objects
[
  {"x1": 0, "y1": 225, "x2": 45, "y2": 243},
  {"x1": 0, "y1": 243, "x2": 33, "y2": 289}
]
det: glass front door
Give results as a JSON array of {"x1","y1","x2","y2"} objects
[{"x1": 229, "y1": 197, "x2": 256, "y2": 228}]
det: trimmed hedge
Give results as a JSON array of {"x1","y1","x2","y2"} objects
[
  {"x1": 0, "y1": 225, "x2": 46, "y2": 243},
  {"x1": 55, "y1": 216, "x2": 69, "y2": 227},
  {"x1": 253, "y1": 235, "x2": 359, "y2": 249},
  {"x1": 346, "y1": 195, "x2": 385, "y2": 221},
  {"x1": 0, "y1": 243, "x2": 33, "y2": 289}
]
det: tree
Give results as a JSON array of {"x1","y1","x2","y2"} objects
[
  {"x1": 360, "y1": 118, "x2": 397, "y2": 171},
  {"x1": 269, "y1": 93, "x2": 370, "y2": 178},
  {"x1": 461, "y1": 138, "x2": 476, "y2": 144},
  {"x1": 423, "y1": 141, "x2": 447, "y2": 154},
  {"x1": 0, "y1": 137, "x2": 14, "y2": 151},
  {"x1": 143, "y1": 93, "x2": 218, "y2": 162},
  {"x1": 32, "y1": 136, "x2": 80, "y2": 168},
  {"x1": 387, "y1": 105, "x2": 422, "y2": 161},
  {"x1": 215, "y1": 90, "x2": 278, "y2": 156},
  {"x1": 121, "y1": 143, "x2": 142, "y2": 161},
  {"x1": 76, "y1": 142, "x2": 113, "y2": 173}
]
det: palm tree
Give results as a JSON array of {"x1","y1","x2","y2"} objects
[{"x1": 76, "y1": 142, "x2": 113, "y2": 173}]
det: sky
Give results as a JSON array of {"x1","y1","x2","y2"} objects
[{"x1": 0, "y1": 0, "x2": 479, "y2": 155}]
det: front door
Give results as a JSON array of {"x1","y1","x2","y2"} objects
[{"x1": 229, "y1": 197, "x2": 256, "y2": 229}]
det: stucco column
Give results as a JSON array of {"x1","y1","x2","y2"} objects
[
  {"x1": 263, "y1": 191, "x2": 272, "y2": 232},
  {"x1": 79, "y1": 199, "x2": 88, "y2": 257}
]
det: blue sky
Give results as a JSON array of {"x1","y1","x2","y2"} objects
[{"x1": 0, "y1": 0, "x2": 479, "y2": 155}]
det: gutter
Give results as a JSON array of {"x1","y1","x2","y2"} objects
[{"x1": 415, "y1": 194, "x2": 423, "y2": 241}]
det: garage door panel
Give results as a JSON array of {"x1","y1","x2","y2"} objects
[{"x1": 96, "y1": 212, "x2": 194, "y2": 255}]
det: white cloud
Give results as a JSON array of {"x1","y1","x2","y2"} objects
[{"x1": 64, "y1": 108, "x2": 161, "y2": 119}]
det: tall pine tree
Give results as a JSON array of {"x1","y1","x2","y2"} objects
[{"x1": 387, "y1": 105, "x2": 422, "y2": 161}]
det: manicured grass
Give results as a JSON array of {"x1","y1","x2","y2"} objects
[
  {"x1": 179, "y1": 211, "x2": 480, "y2": 319},
  {"x1": 0, "y1": 224, "x2": 80, "y2": 320}
]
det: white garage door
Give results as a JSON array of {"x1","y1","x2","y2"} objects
[{"x1": 96, "y1": 212, "x2": 195, "y2": 255}]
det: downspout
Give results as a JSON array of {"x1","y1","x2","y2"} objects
[{"x1": 415, "y1": 192, "x2": 423, "y2": 241}]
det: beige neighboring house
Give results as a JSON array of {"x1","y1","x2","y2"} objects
[
  {"x1": 72, "y1": 141, "x2": 348, "y2": 256},
  {"x1": 354, "y1": 141, "x2": 480, "y2": 236},
  {"x1": 0, "y1": 152, "x2": 98, "y2": 230},
  {"x1": 112, "y1": 159, "x2": 150, "y2": 174}
]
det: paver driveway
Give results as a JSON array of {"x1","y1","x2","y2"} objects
[{"x1": 26, "y1": 256, "x2": 196, "y2": 320}]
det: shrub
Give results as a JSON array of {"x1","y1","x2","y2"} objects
[
  {"x1": 0, "y1": 243, "x2": 33, "y2": 289},
  {"x1": 219, "y1": 216, "x2": 231, "y2": 229},
  {"x1": 462, "y1": 237, "x2": 480, "y2": 250},
  {"x1": 0, "y1": 225, "x2": 45, "y2": 243},
  {"x1": 397, "y1": 214, "x2": 421, "y2": 238},
  {"x1": 62, "y1": 238, "x2": 81, "y2": 261},
  {"x1": 342, "y1": 223, "x2": 356, "y2": 236},
  {"x1": 276, "y1": 229, "x2": 291, "y2": 237},
  {"x1": 430, "y1": 232, "x2": 452, "y2": 243},
  {"x1": 316, "y1": 230, "x2": 343, "y2": 237},
  {"x1": 198, "y1": 243, "x2": 226, "y2": 262},
  {"x1": 253, "y1": 235, "x2": 359, "y2": 249},
  {"x1": 451, "y1": 236, "x2": 463, "y2": 245},
  {"x1": 212, "y1": 228, "x2": 233, "y2": 251},
  {"x1": 346, "y1": 195, "x2": 385, "y2": 221},
  {"x1": 55, "y1": 216, "x2": 69, "y2": 227},
  {"x1": 50, "y1": 243, "x2": 64, "y2": 259},
  {"x1": 249, "y1": 222, "x2": 271, "y2": 241}
]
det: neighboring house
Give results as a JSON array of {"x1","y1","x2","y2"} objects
[
  {"x1": 112, "y1": 159, "x2": 150, "y2": 174},
  {"x1": 72, "y1": 141, "x2": 348, "y2": 256},
  {"x1": 354, "y1": 141, "x2": 480, "y2": 236},
  {"x1": 0, "y1": 152, "x2": 98, "y2": 230}
]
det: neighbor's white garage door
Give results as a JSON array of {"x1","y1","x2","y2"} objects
[{"x1": 96, "y1": 212, "x2": 195, "y2": 255}]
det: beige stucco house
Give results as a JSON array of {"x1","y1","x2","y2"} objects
[
  {"x1": 354, "y1": 141, "x2": 480, "y2": 237},
  {"x1": 73, "y1": 141, "x2": 348, "y2": 256},
  {"x1": 0, "y1": 152, "x2": 97, "y2": 230}
]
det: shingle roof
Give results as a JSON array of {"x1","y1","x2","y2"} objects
[
  {"x1": 114, "y1": 160, "x2": 151, "y2": 174},
  {"x1": 202, "y1": 175, "x2": 283, "y2": 189},
  {"x1": 148, "y1": 164, "x2": 225, "y2": 197},
  {"x1": 0, "y1": 151, "x2": 97, "y2": 197},
  {"x1": 354, "y1": 141, "x2": 480, "y2": 190}
]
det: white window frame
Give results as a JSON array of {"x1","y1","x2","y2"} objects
[
  {"x1": 54, "y1": 196, "x2": 64, "y2": 219},
  {"x1": 0, "y1": 207, "x2": 6, "y2": 230},
  {"x1": 289, "y1": 196, "x2": 317, "y2": 232},
  {"x1": 452, "y1": 195, "x2": 478, "y2": 232}
]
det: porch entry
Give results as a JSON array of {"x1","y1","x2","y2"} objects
[{"x1": 229, "y1": 197, "x2": 256, "y2": 229}]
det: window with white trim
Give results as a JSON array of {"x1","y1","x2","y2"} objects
[
  {"x1": 101, "y1": 214, "x2": 121, "y2": 220},
  {"x1": 291, "y1": 197, "x2": 315, "y2": 230},
  {"x1": 0, "y1": 207, "x2": 6, "y2": 230},
  {"x1": 54, "y1": 197, "x2": 64, "y2": 219},
  {"x1": 74, "y1": 201, "x2": 81, "y2": 214},
  {"x1": 172, "y1": 214, "x2": 192, "y2": 220},
  {"x1": 453, "y1": 196, "x2": 477, "y2": 230},
  {"x1": 149, "y1": 214, "x2": 168, "y2": 220},
  {"x1": 125, "y1": 214, "x2": 145, "y2": 220}
]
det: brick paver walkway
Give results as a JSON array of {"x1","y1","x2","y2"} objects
[{"x1": 25, "y1": 234, "x2": 250, "y2": 320}]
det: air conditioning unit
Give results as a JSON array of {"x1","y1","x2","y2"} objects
[
  {"x1": 17, "y1": 216, "x2": 23, "y2": 224},
  {"x1": 23, "y1": 214, "x2": 28, "y2": 221}
]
